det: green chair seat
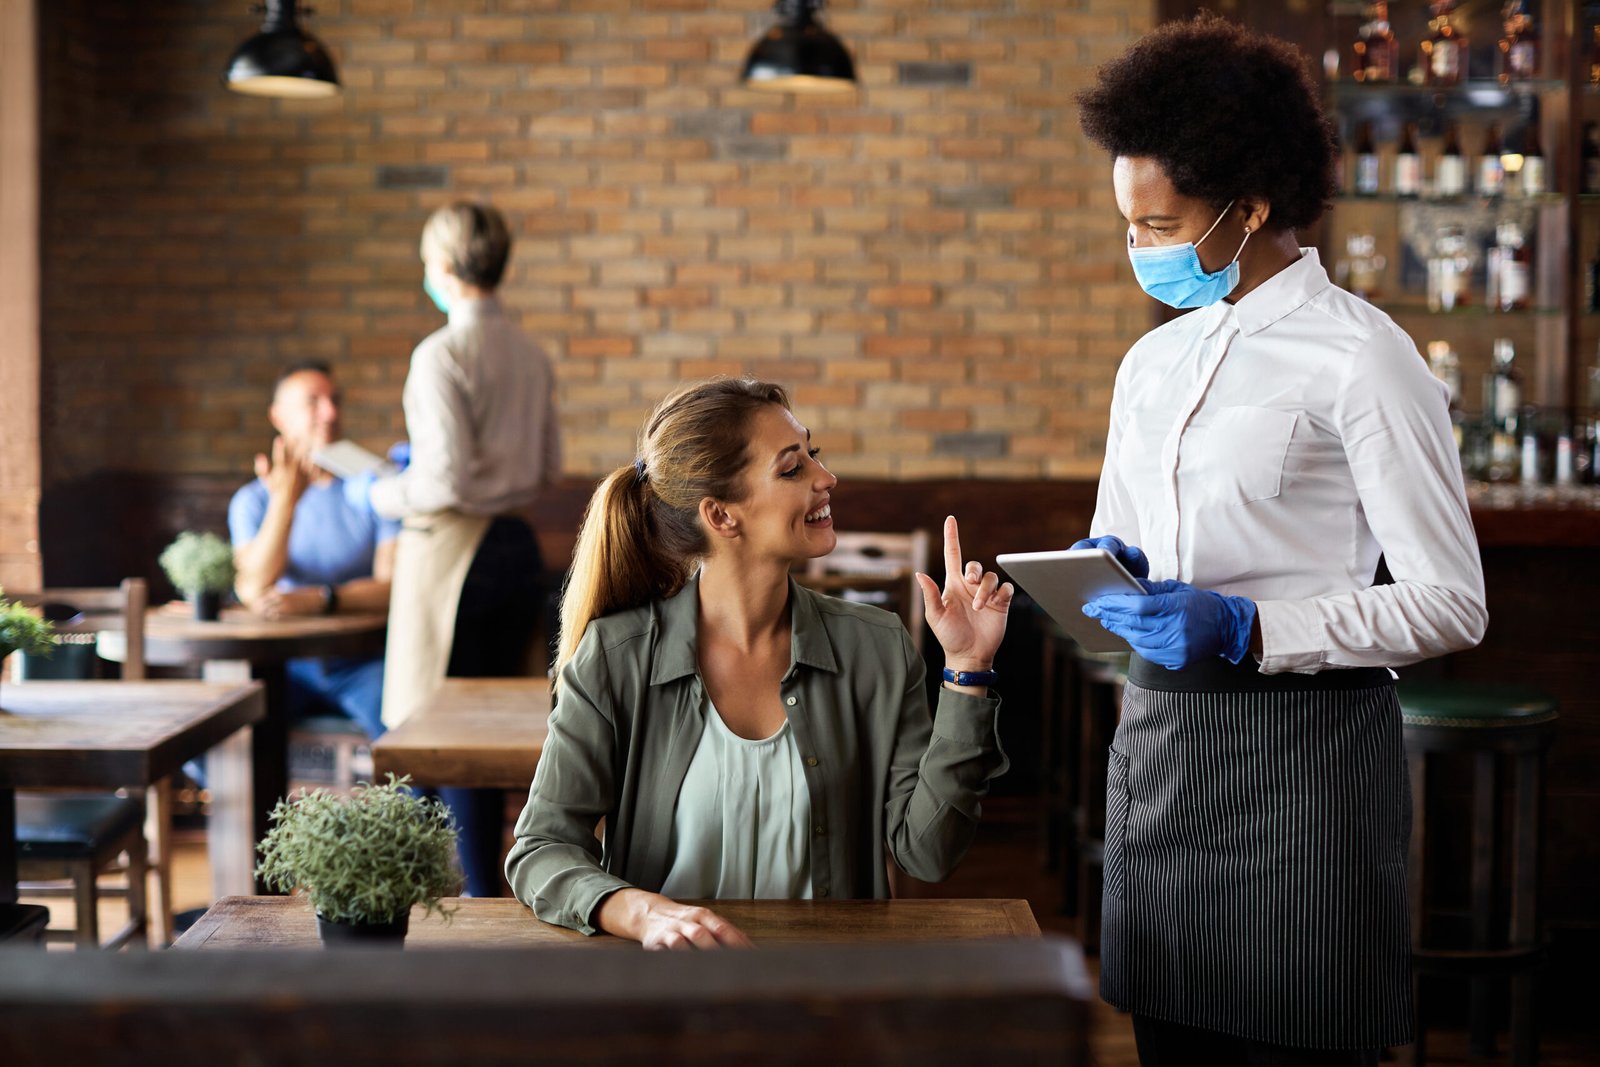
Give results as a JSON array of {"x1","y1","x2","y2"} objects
[{"x1": 1397, "y1": 681, "x2": 1558, "y2": 729}]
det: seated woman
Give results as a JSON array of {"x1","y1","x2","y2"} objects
[{"x1": 506, "y1": 378, "x2": 1013, "y2": 948}]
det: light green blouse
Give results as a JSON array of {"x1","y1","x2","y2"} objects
[
  {"x1": 505, "y1": 577, "x2": 1009, "y2": 935},
  {"x1": 657, "y1": 701, "x2": 813, "y2": 901}
]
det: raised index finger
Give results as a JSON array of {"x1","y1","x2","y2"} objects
[{"x1": 942, "y1": 515, "x2": 963, "y2": 589}]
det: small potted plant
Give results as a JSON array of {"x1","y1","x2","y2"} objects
[
  {"x1": 255, "y1": 774, "x2": 461, "y2": 947},
  {"x1": 158, "y1": 531, "x2": 236, "y2": 621},
  {"x1": 0, "y1": 588, "x2": 56, "y2": 710}
]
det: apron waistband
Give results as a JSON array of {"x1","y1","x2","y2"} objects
[{"x1": 1127, "y1": 653, "x2": 1394, "y2": 694}]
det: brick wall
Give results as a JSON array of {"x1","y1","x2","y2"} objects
[{"x1": 40, "y1": 0, "x2": 1155, "y2": 487}]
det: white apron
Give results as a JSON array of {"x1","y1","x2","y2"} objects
[{"x1": 379, "y1": 509, "x2": 491, "y2": 728}]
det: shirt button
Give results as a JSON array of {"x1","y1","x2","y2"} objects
[
  {"x1": 786, "y1": 696, "x2": 797, "y2": 706},
  {"x1": 805, "y1": 756, "x2": 818, "y2": 767},
  {"x1": 814, "y1": 825, "x2": 826, "y2": 836},
  {"x1": 816, "y1": 886, "x2": 829, "y2": 898}
]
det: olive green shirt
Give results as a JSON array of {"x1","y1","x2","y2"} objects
[{"x1": 505, "y1": 578, "x2": 1009, "y2": 935}]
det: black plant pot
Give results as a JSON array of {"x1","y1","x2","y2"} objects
[
  {"x1": 315, "y1": 909, "x2": 410, "y2": 948},
  {"x1": 192, "y1": 590, "x2": 222, "y2": 622}
]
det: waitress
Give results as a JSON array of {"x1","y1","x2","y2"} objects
[
  {"x1": 1073, "y1": 16, "x2": 1486, "y2": 1067},
  {"x1": 358, "y1": 201, "x2": 561, "y2": 896}
]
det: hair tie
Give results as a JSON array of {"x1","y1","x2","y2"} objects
[{"x1": 633, "y1": 457, "x2": 648, "y2": 485}]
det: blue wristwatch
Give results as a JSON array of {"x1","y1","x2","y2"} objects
[{"x1": 942, "y1": 667, "x2": 998, "y2": 688}]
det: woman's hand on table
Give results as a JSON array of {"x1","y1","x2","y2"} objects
[
  {"x1": 596, "y1": 888, "x2": 753, "y2": 950},
  {"x1": 915, "y1": 515, "x2": 1014, "y2": 679}
]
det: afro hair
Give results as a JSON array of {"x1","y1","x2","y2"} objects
[{"x1": 1076, "y1": 13, "x2": 1338, "y2": 233}]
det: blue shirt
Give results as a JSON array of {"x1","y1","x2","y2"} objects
[{"x1": 228, "y1": 479, "x2": 401, "y2": 590}]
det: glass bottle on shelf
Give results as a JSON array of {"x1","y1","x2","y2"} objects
[
  {"x1": 1426, "y1": 340, "x2": 1465, "y2": 451},
  {"x1": 1477, "y1": 123, "x2": 1506, "y2": 198},
  {"x1": 1352, "y1": 2, "x2": 1398, "y2": 83},
  {"x1": 1591, "y1": 24, "x2": 1600, "y2": 86},
  {"x1": 1421, "y1": 1, "x2": 1468, "y2": 87},
  {"x1": 1340, "y1": 231, "x2": 1386, "y2": 301},
  {"x1": 1493, "y1": 219, "x2": 1532, "y2": 312},
  {"x1": 1434, "y1": 121, "x2": 1467, "y2": 198},
  {"x1": 1394, "y1": 122, "x2": 1422, "y2": 197},
  {"x1": 1518, "y1": 122, "x2": 1546, "y2": 197},
  {"x1": 1427, "y1": 225, "x2": 1473, "y2": 311},
  {"x1": 1353, "y1": 122, "x2": 1381, "y2": 196},
  {"x1": 1485, "y1": 338, "x2": 1522, "y2": 482},
  {"x1": 1497, "y1": 1, "x2": 1537, "y2": 84},
  {"x1": 1584, "y1": 122, "x2": 1600, "y2": 194}
]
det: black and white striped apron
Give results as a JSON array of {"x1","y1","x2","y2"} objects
[{"x1": 1100, "y1": 654, "x2": 1413, "y2": 1049}]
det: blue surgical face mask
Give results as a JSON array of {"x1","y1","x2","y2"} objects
[
  {"x1": 1126, "y1": 200, "x2": 1252, "y2": 309},
  {"x1": 423, "y1": 275, "x2": 451, "y2": 315}
]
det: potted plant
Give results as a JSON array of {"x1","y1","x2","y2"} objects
[
  {"x1": 158, "y1": 531, "x2": 235, "y2": 621},
  {"x1": 255, "y1": 774, "x2": 461, "y2": 947},
  {"x1": 0, "y1": 589, "x2": 56, "y2": 709}
]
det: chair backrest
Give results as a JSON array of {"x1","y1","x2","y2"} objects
[
  {"x1": 10, "y1": 579, "x2": 146, "y2": 680},
  {"x1": 803, "y1": 530, "x2": 932, "y2": 653}
]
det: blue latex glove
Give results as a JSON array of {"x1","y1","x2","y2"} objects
[
  {"x1": 1082, "y1": 578, "x2": 1257, "y2": 670},
  {"x1": 1068, "y1": 534, "x2": 1150, "y2": 579},
  {"x1": 387, "y1": 441, "x2": 411, "y2": 471},
  {"x1": 342, "y1": 470, "x2": 377, "y2": 515}
]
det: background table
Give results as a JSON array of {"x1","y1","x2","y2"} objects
[
  {"x1": 0, "y1": 680, "x2": 265, "y2": 903},
  {"x1": 372, "y1": 677, "x2": 550, "y2": 790},
  {"x1": 99, "y1": 608, "x2": 386, "y2": 896},
  {"x1": 175, "y1": 895, "x2": 1041, "y2": 949}
]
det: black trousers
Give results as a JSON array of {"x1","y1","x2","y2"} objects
[
  {"x1": 1132, "y1": 1016, "x2": 1381, "y2": 1067},
  {"x1": 441, "y1": 516, "x2": 545, "y2": 898}
]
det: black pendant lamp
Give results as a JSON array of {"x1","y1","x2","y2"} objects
[
  {"x1": 741, "y1": 0, "x2": 856, "y2": 94},
  {"x1": 224, "y1": 0, "x2": 340, "y2": 99}
]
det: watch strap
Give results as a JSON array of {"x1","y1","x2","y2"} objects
[{"x1": 942, "y1": 667, "x2": 998, "y2": 687}]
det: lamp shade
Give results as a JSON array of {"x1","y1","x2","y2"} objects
[
  {"x1": 224, "y1": 0, "x2": 340, "y2": 98},
  {"x1": 741, "y1": 0, "x2": 856, "y2": 94}
]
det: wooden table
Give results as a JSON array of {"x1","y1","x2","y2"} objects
[
  {"x1": 98, "y1": 607, "x2": 386, "y2": 897},
  {"x1": 175, "y1": 895, "x2": 1041, "y2": 950},
  {"x1": 372, "y1": 678, "x2": 550, "y2": 790},
  {"x1": 0, "y1": 680, "x2": 265, "y2": 903}
]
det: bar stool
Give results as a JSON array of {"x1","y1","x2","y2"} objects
[{"x1": 1399, "y1": 680, "x2": 1557, "y2": 1067}]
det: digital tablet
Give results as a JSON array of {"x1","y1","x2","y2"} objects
[
  {"x1": 312, "y1": 440, "x2": 397, "y2": 481},
  {"x1": 995, "y1": 548, "x2": 1147, "y2": 653}
]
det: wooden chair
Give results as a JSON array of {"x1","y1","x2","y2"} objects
[
  {"x1": 10, "y1": 579, "x2": 171, "y2": 948},
  {"x1": 803, "y1": 529, "x2": 932, "y2": 654}
]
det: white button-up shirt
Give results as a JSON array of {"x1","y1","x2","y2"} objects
[
  {"x1": 371, "y1": 295, "x2": 561, "y2": 519},
  {"x1": 1091, "y1": 249, "x2": 1487, "y2": 674}
]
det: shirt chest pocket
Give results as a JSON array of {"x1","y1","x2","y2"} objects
[{"x1": 1188, "y1": 405, "x2": 1299, "y2": 506}]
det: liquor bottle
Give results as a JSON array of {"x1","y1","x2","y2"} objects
[
  {"x1": 1494, "y1": 220, "x2": 1531, "y2": 312},
  {"x1": 1497, "y1": 0, "x2": 1538, "y2": 84},
  {"x1": 1426, "y1": 341, "x2": 1465, "y2": 453},
  {"x1": 1352, "y1": 2, "x2": 1397, "y2": 83},
  {"x1": 1428, "y1": 225, "x2": 1472, "y2": 311},
  {"x1": 1477, "y1": 123, "x2": 1506, "y2": 198},
  {"x1": 1394, "y1": 121, "x2": 1422, "y2": 197},
  {"x1": 1584, "y1": 122, "x2": 1600, "y2": 194},
  {"x1": 1485, "y1": 338, "x2": 1522, "y2": 482},
  {"x1": 1434, "y1": 122, "x2": 1467, "y2": 198},
  {"x1": 1354, "y1": 121, "x2": 1381, "y2": 196},
  {"x1": 1591, "y1": 24, "x2": 1600, "y2": 86},
  {"x1": 1342, "y1": 231, "x2": 1385, "y2": 300},
  {"x1": 1518, "y1": 122, "x2": 1546, "y2": 197},
  {"x1": 1421, "y1": 1, "x2": 1468, "y2": 87}
]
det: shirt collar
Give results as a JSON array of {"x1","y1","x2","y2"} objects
[
  {"x1": 1226, "y1": 247, "x2": 1329, "y2": 336},
  {"x1": 446, "y1": 294, "x2": 502, "y2": 327},
  {"x1": 648, "y1": 575, "x2": 841, "y2": 686}
]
